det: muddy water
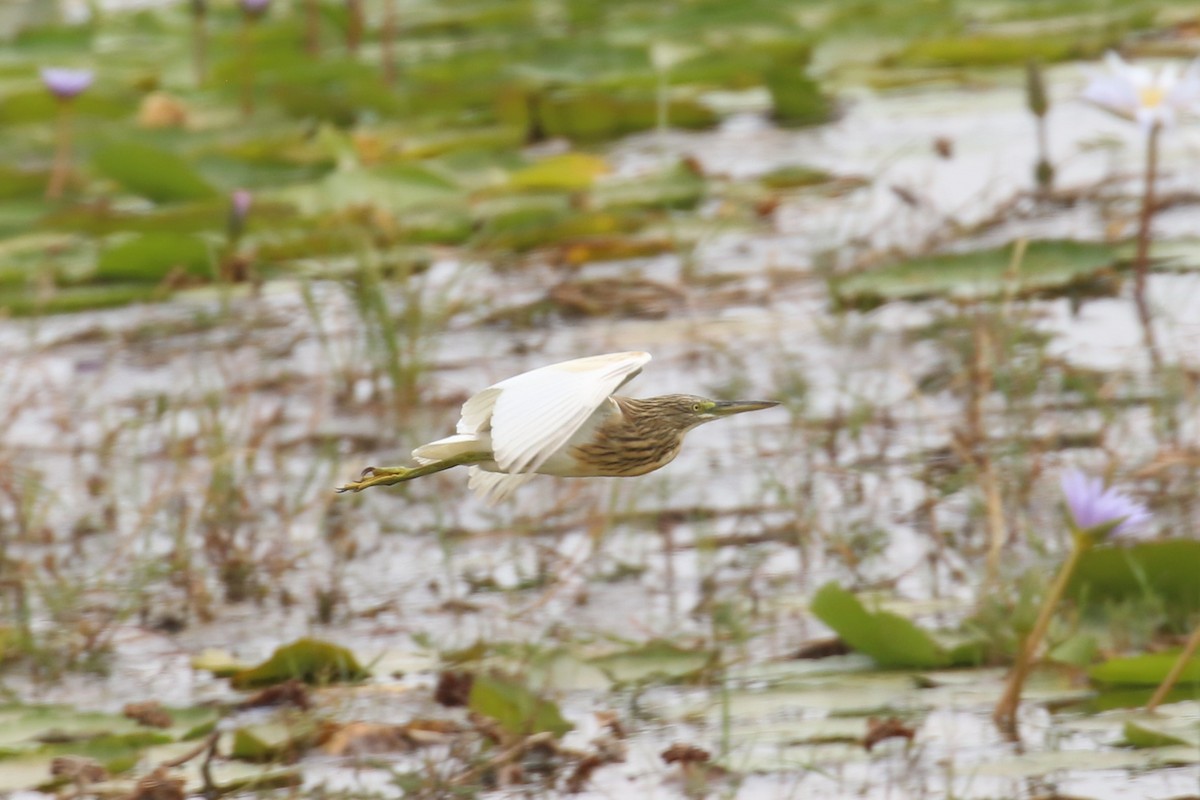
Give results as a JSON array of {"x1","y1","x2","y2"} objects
[{"x1": 4, "y1": 62, "x2": 1200, "y2": 798}]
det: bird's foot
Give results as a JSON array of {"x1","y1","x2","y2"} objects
[{"x1": 335, "y1": 465, "x2": 413, "y2": 493}]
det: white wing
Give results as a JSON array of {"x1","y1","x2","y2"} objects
[
  {"x1": 455, "y1": 351, "x2": 651, "y2": 475},
  {"x1": 467, "y1": 468, "x2": 535, "y2": 504}
]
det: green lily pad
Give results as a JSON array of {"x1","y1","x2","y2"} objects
[
  {"x1": 230, "y1": 638, "x2": 370, "y2": 689},
  {"x1": 1089, "y1": 652, "x2": 1200, "y2": 688},
  {"x1": 832, "y1": 240, "x2": 1118, "y2": 309},
  {"x1": 1123, "y1": 719, "x2": 1200, "y2": 749},
  {"x1": 1067, "y1": 540, "x2": 1200, "y2": 624},
  {"x1": 94, "y1": 233, "x2": 212, "y2": 283},
  {"x1": 587, "y1": 640, "x2": 714, "y2": 685},
  {"x1": 92, "y1": 141, "x2": 218, "y2": 204},
  {"x1": 809, "y1": 582, "x2": 951, "y2": 670},
  {"x1": 467, "y1": 672, "x2": 573, "y2": 738},
  {"x1": 509, "y1": 153, "x2": 609, "y2": 192},
  {"x1": 0, "y1": 284, "x2": 162, "y2": 317}
]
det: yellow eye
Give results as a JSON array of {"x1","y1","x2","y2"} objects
[{"x1": 692, "y1": 403, "x2": 702, "y2": 412}]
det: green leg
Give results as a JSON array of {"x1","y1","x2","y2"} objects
[{"x1": 335, "y1": 451, "x2": 490, "y2": 493}]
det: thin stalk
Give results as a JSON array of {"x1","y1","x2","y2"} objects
[
  {"x1": 191, "y1": 3, "x2": 208, "y2": 86},
  {"x1": 993, "y1": 538, "x2": 1087, "y2": 737},
  {"x1": 345, "y1": 0, "x2": 363, "y2": 55},
  {"x1": 381, "y1": 0, "x2": 397, "y2": 86},
  {"x1": 240, "y1": 16, "x2": 256, "y2": 118},
  {"x1": 1133, "y1": 122, "x2": 1162, "y2": 373},
  {"x1": 305, "y1": 0, "x2": 320, "y2": 56},
  {"x1": 1146, "y1": 623, "x2": 1200, "y2": 712},
  {"x1": 45, "y1": 101, "x2": 73, "y2": 200},
  {"x1": 655, "y1": 66, "x2": 669, "y2": 167}
]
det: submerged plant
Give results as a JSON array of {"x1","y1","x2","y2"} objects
[
  {"x1": 190, "y1": 0, "x2": 208, "y2": 86},
  {"x1": 993, "y1": 469, "x2": 1150, "y2": 736},
  {"x1": 41, "y1": 67, "x2": 94, "y2": 199},
  {"x1": 1025, "y1": 60, "x2": 1053, "y2": 192},
  {"x1": 1082, "y1": 52, "x2": 1200, "y2": 371},
  {"x1": 238, "y1": 0, "x2": 272, "y2": 117}
]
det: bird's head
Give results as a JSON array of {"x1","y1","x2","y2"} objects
[{"x1": 647, "y1": 394, "x2": 780, "y2": 433}]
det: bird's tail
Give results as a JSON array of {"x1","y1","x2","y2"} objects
[{"x1": 412, "y1": 433, "x2": 488, "y2": 465}]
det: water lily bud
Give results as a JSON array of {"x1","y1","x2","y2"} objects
[
  {"x1": 1025, "y1": 60, "x2": 1048, "y2": 118},
  {"x1": 40, "y1": 68, "x2": 94, "y2": 101},
  {"x1": 240, "y1": 0, "x2": 271, "y2": 17}
]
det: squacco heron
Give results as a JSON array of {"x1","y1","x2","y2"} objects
[{"x1": 337, "y1": 351, "x2": 778, "y2": 502}]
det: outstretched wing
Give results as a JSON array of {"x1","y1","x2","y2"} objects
[
  {"x1": 456, "y1": 351, "x2": 651, "y2": 475},
  {"x1": 467, "y1": 468, "x2": 535, "y2": 504}
]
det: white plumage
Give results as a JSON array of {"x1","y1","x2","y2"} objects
[{"x1": 413, "y1": 351, "x2": 651, "y2": 502}]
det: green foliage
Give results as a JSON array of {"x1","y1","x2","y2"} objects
[
  {"x1": 94, "y1": 233, "x2": 212, "y2": 283},
  {"x1": 92, "y1": 141, "x2": 218, "y2": 204},
  {"x1": 230, "y1": 638, "x2": 370, "y2": 689},
  {"x1": 833, "y1": 240, "x2": 1119, "y2": 309},
  {"x1": 468, "y1": 672, "x2": 573, "y2": 737},
  {"x1": 810, "y1": 582, "x2": 951, "y2": 669},
  {"x1": 1067, "y1": 540, "x2": 1200, "y2": 627},
  {"x1": 1089, "y1": 652, "x2": 1200, "y2": 687},
  {"x1": 588, "y1": 640, "x2": 714, "y2": 685},
  {"x1": 0, "y1": 284, "x2": 160, "y2": 317},
  {"x1": 765, "y1": 69, "x2": 832, "y2": 127}
]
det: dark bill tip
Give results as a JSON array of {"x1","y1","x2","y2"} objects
[{"x1": 710, "y1": 400, "x2": 780, "y2": 416}]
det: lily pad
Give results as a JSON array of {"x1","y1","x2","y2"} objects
[
  {"x1": 92, "y1": 141, "x2": 218, "y2": 204},
  {"x1": 230, "y1": 638, "x2": 369, "y2": 689},
  {"x1": 1089, "y1": 652, "x2": 1200, "y2": 688},
  {"x1": 1067, "y1": 540, "x2": 1200, "y2": 624},
  {"x1": 94, "y1": 233, "x2": 212, "y2": 283},
  {"x1": 832, "y1": 240, "x2": 1118, "y2": 309},
  {"x1": 467, "y1": 672, "x2": 573, "y2": 738},
  {"x1": 587, "y1": 640, "x2": 714, "y2": 685},
  {"x1": 809, "y1": 582, "x2": 951, "y2": 670},
  {"x1": 509, "y1": 153, "x2": 609, "y2": 192}
]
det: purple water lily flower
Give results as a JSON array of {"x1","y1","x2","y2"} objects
[
  {"x1": 239, "y1": 0, "x2": 271, "y2": 15},
  {"x1": 40, "y1": 68, "x2": 94, "y2": 101},
  {"x1": 1060, "y1": 469, "x2": 1150, "y2": 539},
  {"x1": 231, "y1": 189, "x2": 252, "y2": 221}
]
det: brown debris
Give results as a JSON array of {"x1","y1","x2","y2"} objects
[
  {"x1": 862, "y1": 716, "x2": 916, "y2": 751},
  {"x1": 548, "y1": 277, "x2": 684, "y2": 318},
  {"x1": 123, "y1": 701, "x2": 173, "y2": 729},
  {"x1": 565, "y1": 731, "x2": 626, "y2": 793},
  {"x1": 127, "y1": 767, "x2": 186, "y2": 800},
  {"x1": 792, "y1": 637, "x2": 852, "y2": 660},
  {"x1": 50, "y1": 755, "x2": 108, "y2": 784},
  {"x1": 236, "y1": 678, "x2": 311, "y2": 711},
  {"x1": 661, "y1": 742, "x2": 710, "y2": 765},
  {"x1": 137, "y1": 92, "x2": 188, "y2": 129},
  {"x1": 321, "y1": 720, "x2": 462, "y2": 757},
  {"x1": 434, "y1": 670, "x2": 475, "y2": 707}
]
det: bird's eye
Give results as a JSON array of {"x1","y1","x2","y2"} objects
[{"x1": 692, "y1": 403, "x2": 702, "y2": 412}]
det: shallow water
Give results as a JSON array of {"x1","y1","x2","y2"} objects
[{"x1": 3, "y1": 17, "x2": 1200, "y2": 797}]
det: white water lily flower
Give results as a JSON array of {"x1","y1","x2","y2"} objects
[{"x1": 1083, "y1": 51, "x2": 1200, "y2": 131}]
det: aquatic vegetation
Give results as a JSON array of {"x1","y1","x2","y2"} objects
[{"x1": 994, "y1": 470, "x2": 1151, "y2": 736}]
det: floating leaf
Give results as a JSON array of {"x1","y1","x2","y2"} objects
[
  {"x1": 1068, "y1": 540, "x2": 1200, "y2": 624},
  {"x1": 1122, "y1": 719, "x2": 1200, "y2": 749},
  {"x1": 191, "y1": 648, "x2": 251, "y2": 678},
  {"x1": 95, "y1": 233, "x2": 212, "y2": 283},
  {"x1": 833, "y1": 240, "x2": 1118, "y2": 309},
  {"x1": 230, "y1": 638, "x2": 369, "y2": 689},
  {"x1": 588, "y1": 640, "x2": 713, "y2": 685},
  {"x1": 1089, "y1": 652, "x2": 1200, "y2": 688},
  {"x1": 809, "y1": 583, "x2": 949, "y2": 670},
  {"x1": 509, "y1": 153, "x2": 609, "y2": 192},
  {"x1": 92, "y1": 141, "x2": 217, "y2": 204},
  {"x1": 0, "y1": 284, "x2": 161, "y2": 317},
  {"x1": 467, "y1": 672, "x2": 572, "y2": 738}
]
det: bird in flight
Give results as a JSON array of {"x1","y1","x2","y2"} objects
[{"x1": 337, "y1": 351, "x2": 778, "y2": 502}]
